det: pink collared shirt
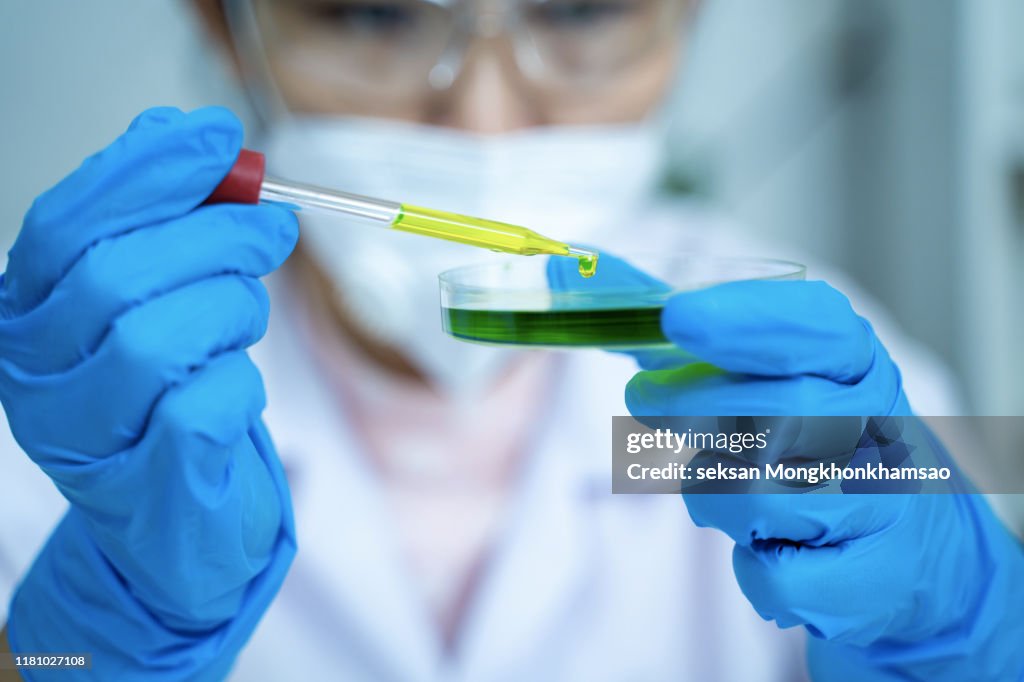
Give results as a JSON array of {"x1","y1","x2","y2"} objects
[{"x1": 290, "y1": 272, "x2": 559, "y2": 648}]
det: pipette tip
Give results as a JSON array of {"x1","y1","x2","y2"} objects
[{"x1": 567, "y1": 246, "x2": 599, "y2": 278}]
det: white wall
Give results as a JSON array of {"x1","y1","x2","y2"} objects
[
  {"x1": 668, "y1": 0, "x2": 850, "y2": 262},
  {"x1": 957, "y1": 0, "x2": 1024, "y2": 417},
  {"x1": 0, "y1": 0, "x2": 245, "y2": 264}
]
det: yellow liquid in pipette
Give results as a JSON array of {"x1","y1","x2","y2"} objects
[{"x1": 393, "y1": 204, "x2": 598, "y2": 278}]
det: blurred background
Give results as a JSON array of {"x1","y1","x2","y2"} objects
[{"x1": 1, "y1": 0, "x2": 1022, "y2": 421}]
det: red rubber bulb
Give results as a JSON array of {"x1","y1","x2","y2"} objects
[{"x1": 205, "y1": 149, "x2": 266, "y2": 205}]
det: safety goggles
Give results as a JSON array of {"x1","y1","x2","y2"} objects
[{"x1": 224, "y1": 0, "x2": 691, "y2": 101}]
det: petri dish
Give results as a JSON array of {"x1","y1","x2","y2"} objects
[{"x1": 438, "y1": 253, "x2": 806, "y2": 348}]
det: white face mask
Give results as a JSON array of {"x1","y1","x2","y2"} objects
[{"x1": 260, "y1": 115, "x2": 665, "y2": 397}]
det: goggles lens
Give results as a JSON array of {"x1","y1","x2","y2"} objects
[{"x1": 249, "y1": 0, "x2": 683, "y2": 95}]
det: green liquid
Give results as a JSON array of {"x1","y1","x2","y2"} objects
[
  {"x1": 443, "y1": 306, "x2": 668, "y2": 347},
  {"x1": 576, "y1": 253, "x2": 598, "y2": 278}
]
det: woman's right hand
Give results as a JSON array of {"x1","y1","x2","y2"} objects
[{"x1": 0, "y1": 107, "x2": 298, "y2": 680}]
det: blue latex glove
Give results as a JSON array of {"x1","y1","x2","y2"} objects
[
  {"x1": 0, "y1": 107, "x2": 298, "y2": 680},
  {"x1": 638, "y1": 279, "x2": 1024, "y2": 680},
  {"x1": 551, "y1": 255, "x2": 1024, "y2": 680}
]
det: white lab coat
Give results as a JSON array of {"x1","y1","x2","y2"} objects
[{"x1": 0, "y1": 201, "x2": 962, "y2": 681}]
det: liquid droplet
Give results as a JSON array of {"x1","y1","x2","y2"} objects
[{"x1": 577, "y1": 253, "x2": 598, "y2": 278}]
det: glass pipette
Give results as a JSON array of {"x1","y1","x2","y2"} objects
[{"x1": 206, "y1": 150, "x2": 599, "y2": 278}]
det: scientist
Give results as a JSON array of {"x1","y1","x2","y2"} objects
[{"x1": 1, "y1": 0, "x2": 1022, "y2": 680}]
